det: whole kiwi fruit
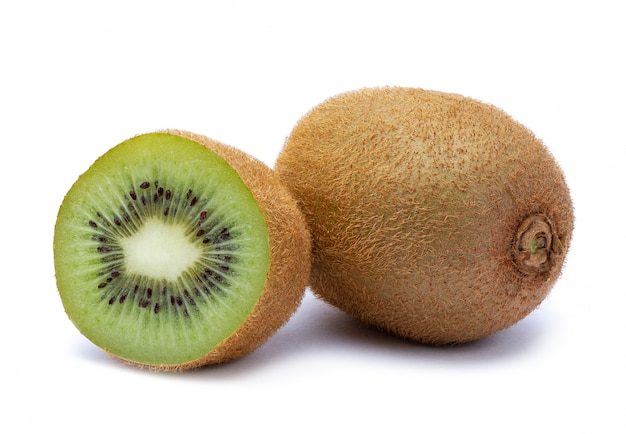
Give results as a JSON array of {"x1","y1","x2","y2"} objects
[
  {"x1": 54, "y1": 131, "x2": 310, "y2": 369},
  {"x1": 275, "y1": 87, "x2": 573, "y2": 344}
]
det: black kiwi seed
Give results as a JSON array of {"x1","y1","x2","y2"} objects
[{"x1": 219, "y1": 228, "x2": 231, "y2": 240}]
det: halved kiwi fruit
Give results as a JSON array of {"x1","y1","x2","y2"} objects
[
  {"x1": 275, "y1": 87, "x2": 574, "y2": 344},
  {"x1": 54, "y1": 131, "x2": 310, "y2": 369}
]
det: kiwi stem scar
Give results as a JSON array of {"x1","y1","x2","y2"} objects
[
  {"x1": 512, "y1": 214, "x2": 557, "y2": 275},
  {"x1": 119, "y1": 218, "x2": 202, "y2": 281}
]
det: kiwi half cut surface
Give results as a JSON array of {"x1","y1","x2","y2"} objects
[
  {"x1": 54, "y1": 131, "x2": 310, "y2": 369},
  {"x1": 275, "y1": 87, "x2": 574, "y2": 344}
]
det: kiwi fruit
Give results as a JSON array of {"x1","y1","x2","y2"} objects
[
  {"x1": 54, "y1": 131, "x2": 310, "y2": 369},
  {"x1": 275, "y1": 87, "x2": 574, "y2": 344}
]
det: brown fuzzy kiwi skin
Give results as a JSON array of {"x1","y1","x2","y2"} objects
[
  {"x1": 275, "y1": 87, "x2": 574, "y2": 345},
  {"x1": 120, "y1": 131, "x2": 311, "y2": 370}
]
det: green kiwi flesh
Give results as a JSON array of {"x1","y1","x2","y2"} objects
[
  {"x1": 275, "y1": 87, "x2": 574, "y2": 344},
  {"x1": 55, "y1": 133, "x2": 278, "y2": 368}
]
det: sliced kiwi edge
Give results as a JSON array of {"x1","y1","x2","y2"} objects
[{"x1": 54, "y1": 132, "x2": 272, "y2": 367}]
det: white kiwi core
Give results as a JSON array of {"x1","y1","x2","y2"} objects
[{"x1": 120, "y1": 218, "x2": 202, "y2": 281}]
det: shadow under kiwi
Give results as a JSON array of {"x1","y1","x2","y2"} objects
[{"x1": 318, "y1": 300, "x2": 554, "y2": 363}]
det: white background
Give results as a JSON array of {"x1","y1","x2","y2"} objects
[{"x1": 1, "y1": 1, "x2": 624, "y2": 433}]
